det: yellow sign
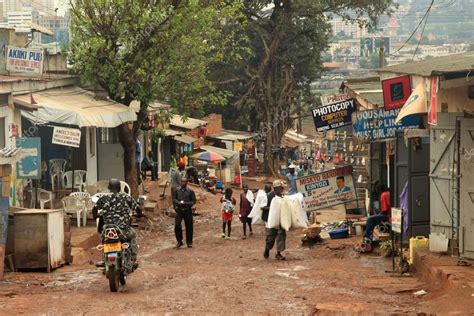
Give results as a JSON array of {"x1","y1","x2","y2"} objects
[{"x1": 234, "y1": 141, "x2": 243, "y2": 152}]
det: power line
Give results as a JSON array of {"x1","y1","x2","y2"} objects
[
  {"x1": 390, "y1": 0, "x2": 435, "y2": 56},
  {"x1": 412, "y1": 4, "x2": 433, "y2": 61}
]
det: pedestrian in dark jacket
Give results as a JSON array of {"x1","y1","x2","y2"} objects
[{"x1": 173, "y1": 179, "x2": 197, "y2": 248}]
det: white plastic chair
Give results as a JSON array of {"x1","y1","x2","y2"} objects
[
  {"x1": 38, "y1": 188, "x2": 54, "y2": 210},
  {"x1": 70, "y1": 192, "x2": 93, "y2": 226},
  {"x1": 62, "y1": 170, "x2": 88, "y2": 192},
  {"x1": 85, "y1": 185, "x2": 98, "y2": 196},
  {"x1": 95, "y1": 180, "x2": 110, "y2": 193},
  {"x1": 120, "y1": 181, "x2": 131, "y2": 195},
  {"x1": 61, "y1": 196, "x2": 86, "y2": 228},
  {"x1": 49, "y1": 159, "x2": 67, "y2": 191}
]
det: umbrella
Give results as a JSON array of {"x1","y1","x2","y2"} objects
[{"x1": 190, "y1": 151, "x2": 224, "y2": 163}]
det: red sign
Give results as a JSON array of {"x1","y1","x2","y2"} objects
[
  {"x1": 382, "y1": 75, "x2": 412, "y2": 110},
  {"x1": 428, "y1": 76, "x2": 439, "y2": 126}
]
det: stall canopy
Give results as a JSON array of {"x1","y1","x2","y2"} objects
[
  {"x1": 14, "y1": 86, "x2": 137, "y2": 128},
  {"x1": 199, "y1": 145, "x2": 238, "y2": 159}
]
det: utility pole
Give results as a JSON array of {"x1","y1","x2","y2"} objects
[{"x1": 379, "y1": 37, "x2": 385, "y2": 68}]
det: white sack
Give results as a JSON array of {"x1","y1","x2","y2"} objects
[
  {"x1": 286, "y1": 194, "x2": 308, "y2": 229},
  {"x1": 280, "y1": 197, "x2": 292, "y2": 231},
  {"x1": 246, "y1": 190, "x2": 255, "y2": 207},
  {"x1": 266, "y1": 196, "x2": 282, "y2": 229},
  {"x1": 248, "y1": 190, "x2": 267, "y2": 225}
]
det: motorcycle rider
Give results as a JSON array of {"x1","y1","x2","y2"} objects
[{"x1": 93, "y1": 178, "x2": 143, "y2": 268}]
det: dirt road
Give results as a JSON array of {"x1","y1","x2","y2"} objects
[{"x1": 0, "y1": 186, "x2": 470, "y2": 314}]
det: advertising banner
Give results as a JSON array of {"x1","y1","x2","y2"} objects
[
  {"x1": 6, "y1": 46, "x2": 44, "y2": 75},
  {"x1": 312, "y1": 98, "x2": 357, "y2": 132},
  {"x1": 296, "y1": 165, "x2": 356, "y2": 212},
  {"x1": 352, "y1": 108, "x2": 420, "y2": 142},
  {"x1": 320, "y1": 93, "x2": 350, "y2": 107},
  {"x1": 16, "y1": 137, "x2": 41, "y2": 179},
  {"x1": 382, "y1": 75, "x2": 412, "y2": 110},
  {"x1": 52, "y1": 127, "x2": 82, "y2": 148}
]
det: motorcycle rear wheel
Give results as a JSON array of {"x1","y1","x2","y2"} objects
[{"x1": 107, "y1": 265, "x2": 120, "y2": 292}]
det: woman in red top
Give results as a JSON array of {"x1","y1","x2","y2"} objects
[
  {"x1": 221, "y1": 188, "x2": 236, "y2": 239},
  {"x1": 239, "y1": 184, "x2": 253, "y2": 239},
  {"x1": 364, "y1": 183, "x2": 391, "y2": 244}
]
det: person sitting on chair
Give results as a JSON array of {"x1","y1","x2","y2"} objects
[
  {"x1": 141, "y1": 151, "x2": 158, "y2": 181},
  {"x1": 364, "y1": 183, "x2": 391, "y2": 245}
]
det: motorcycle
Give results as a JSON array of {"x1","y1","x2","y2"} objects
[{"x1": 97, "y1": 224, "x2": 136, "y2": 292}]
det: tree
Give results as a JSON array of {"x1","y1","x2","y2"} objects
[
  {"x1": 69, "y1": 0, "x2": 243, "y2": 196},
  {"x1": 219, "y1": 0, "x2": 395, "y2": 175}
]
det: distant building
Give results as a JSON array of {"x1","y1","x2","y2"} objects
[
  {"x1": 6, "y1": 9, "x2": 38, "y2": 29},
  {"x1": 3, "y1": 0, "x2": 54, "y2": 16},
  {"x1": 329, "y1": 17, "x2": 368, "y2": 38},
  {"x1": 34, "y1": 13, "x2": 70, "y2": 46}
]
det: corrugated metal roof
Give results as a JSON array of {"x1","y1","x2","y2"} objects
[
  {"x1": 209, "y1": 129, "x2": 255, "y2": 141},
  {"x1": 342, "y1": 77, "x2": 384, "y2": 108},
  {"x1": 170, "y1": 115, "x2": 207, "y2": 130},
  {"x1": 174, "y1": 134, "x2": 197, "y2": 144},
  {"x1": 162, "y1": 129, "x2": 182, "y2": 137},
  {"x1": 379, "y1": 52, "x2": 474, "y2": 77},
  {"x1": 200, "y1": 145, "x2": 238, "y2": 159}
]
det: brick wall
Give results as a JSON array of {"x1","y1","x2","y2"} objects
[{"x1": 202, "y1": 113, "x2": 223, "y2": 136}]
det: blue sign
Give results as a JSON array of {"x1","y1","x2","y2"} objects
[
  {"x1": 312, "y1": 99, "x2": 357, "y2": 132},
  {"x1": 352, "y1": 108, "x2": 420, "y2": 141},
  {"x1": 16, "y1": 137, "x2": 42, "y2": 179}
]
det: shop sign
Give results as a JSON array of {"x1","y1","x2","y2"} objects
[
  {"x1": 312, "y1": 99, "x2": 356, "y2": 132},
  {"x1": 352, "y1": 108, "x2": 420, "y2": 141},
  {"x1": 52, "y1": 127, "x2": 81, "y2": 148},
  {"x1": 320, "y1": 93, "x2": 349, "y2": 106},
  {"x1": 391, "y1": 208, "x2": 402, "y2": 233},
  {"x1": 6, "y1": 46, "x2": 44, "y2": 75},
  {"x1": 382, "y1": 75, "x2": 412, "y2": 111},
  {"x1": 16, "y1": 137, "x2": 41, "y2": 179},
  {"x1": 296, "y1": 165, "x2": 356, "y2": 212}
]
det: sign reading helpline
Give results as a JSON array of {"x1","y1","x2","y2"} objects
[
  {"x1": 296, "y1": 165, "x2": 357, "y2": 212},
  {"x1": 6, "y1": 46, "x2": 44, "y2": 75},
  {"x1": 312, "y1": 98, "x2": 356, "y2": 132},
  {"x1": 52, "y1": 127, "x2": 82, "y2": 148},
  {"x1": 352, "y1": 108, "x2": 420, "y2": 141}
]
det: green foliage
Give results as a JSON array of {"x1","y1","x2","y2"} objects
[{"x1": 69, "y1": 0, "x2": 245, "y2": 116}]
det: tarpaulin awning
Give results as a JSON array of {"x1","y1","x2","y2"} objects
[
  {"x1": 200, "y1": 145, "x2": 238, "y2": 159},
  {"x1": 15, "y1": 86, "x2": 137, "y2": 128},
  {"x1": 174, "y1": 134, "x2": 197, "y2": 144}
]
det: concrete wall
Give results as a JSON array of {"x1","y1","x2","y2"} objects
[{"x1": 85, "y1": 127, "x2": 97, "y2": 184}]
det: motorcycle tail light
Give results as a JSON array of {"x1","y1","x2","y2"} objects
[{"x1": 108, "y1": 254, "x2": 117, "y2": 261}]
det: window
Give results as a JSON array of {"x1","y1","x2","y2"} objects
[
  {"x1": 89, "y1": 127, "x2": 96, "y2": 157},
  {"x1": 98, "y1": 128, "x2": 119, "y2": 144}
]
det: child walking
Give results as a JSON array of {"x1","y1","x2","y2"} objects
[
  {"x1": 221, "y1": 188, "x2": 236, "y2": 239},
  {"x1": 239, "y1": 184, "x2": 254, "y2": 239}
]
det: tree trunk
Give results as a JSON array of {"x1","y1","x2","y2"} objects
[{"x1": 117, "y1": 123, "x2": 139, "y2": 198}]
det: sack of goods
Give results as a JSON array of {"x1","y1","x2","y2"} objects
[
  {"x1": 267, "y1": 196, "x2": 283, "y2": 229},
  {"x1": 248, "y1": 190, "x2": 268, "y2": 225},
  {"x1": 267, "y1": 194, "x2": 308, "y2": 231}
]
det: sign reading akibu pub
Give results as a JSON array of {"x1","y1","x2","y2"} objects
[
  {"x1": 6, "y1": 46, "x2": 44, "y2": 75},
  {"x1": 352, "y1": 108, "x2": 420, "y2": 141},
  {"x1": 312, "y1": 98, "x2": 356, "y2": 132}
]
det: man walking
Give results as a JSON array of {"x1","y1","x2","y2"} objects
[
  {"x1": 262, "y1": 180, "x2": 286, "y2": 260},
  {"x1": 286, "y1": 165, "x2": 298, "y2": 195},
  {"x1": 173, "y1": 178, "x2": 197, "y2": 248}
]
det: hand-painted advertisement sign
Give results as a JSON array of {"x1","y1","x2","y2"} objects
[
  {"x1": 6, "y1": 46, "x2": 44, "y2": 75},
  {"x1": 352, "y1": 108, "x2": 420, "y2": 142},
  {"x1": 16, "y1": 137, "x2": 41, "y2": 179},
  {"x1": 52, "y1": 127, "x2": 82, "y2": 148},
  {"x1": 296, "y1": 165, "x2": 356, "y2": 212},
  {"x1": 312, "y1": 99, "x2": 356, "y2": 132},
  {"x1": 320, "y1": 93, "x2": 349, "y2": 106}
]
